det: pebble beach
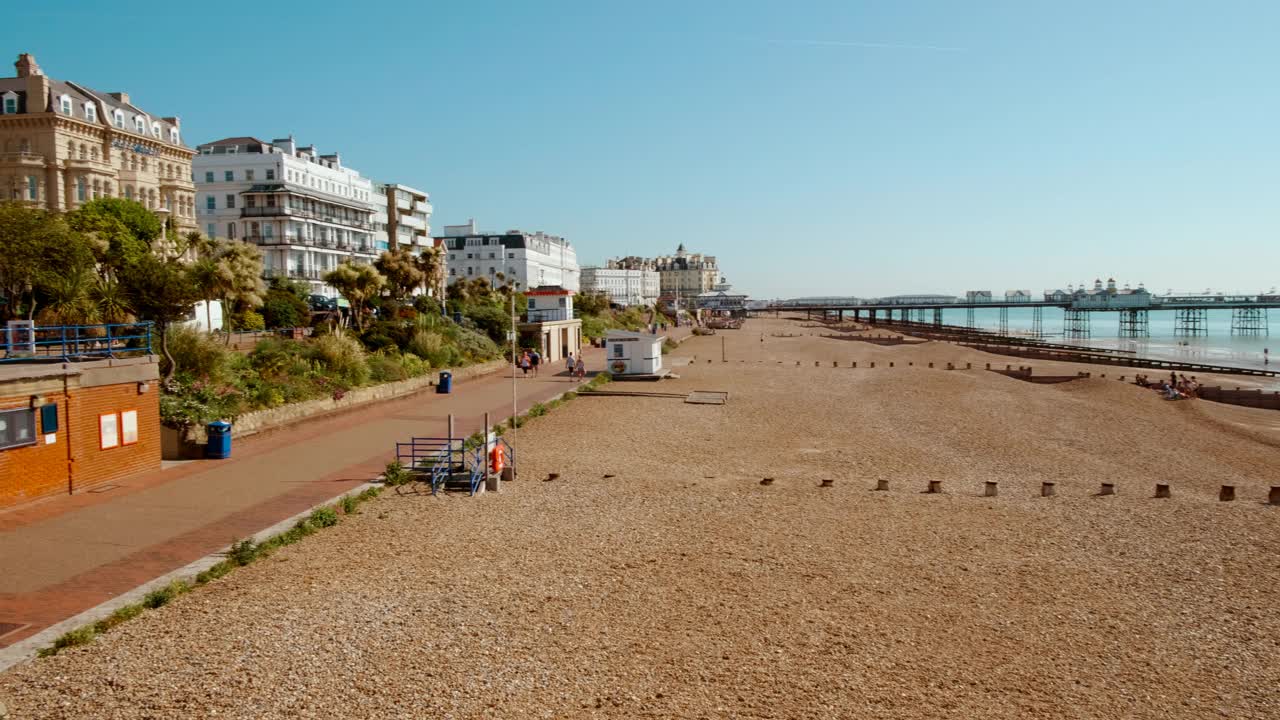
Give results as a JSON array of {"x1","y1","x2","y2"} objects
[{"x1": 2, "y1": 317, "x2": 1279, "y2": 719}]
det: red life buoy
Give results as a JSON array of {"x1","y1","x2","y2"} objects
[{"x1": 490, "y1": 445, "x2": 505, "y2": 474}]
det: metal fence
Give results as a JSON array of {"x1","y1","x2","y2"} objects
[{"x1": 1, "y1": 321, "x2": 153, "y2": 363}]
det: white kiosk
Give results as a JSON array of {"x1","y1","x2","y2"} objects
[{"x1": 605, "y1": 331, "x2": 665, "y2": 377}]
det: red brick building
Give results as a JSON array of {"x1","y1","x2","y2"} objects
[{"x1": 0, "y1": 356, "x2": 160, "y2": 510}]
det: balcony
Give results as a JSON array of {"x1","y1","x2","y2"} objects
[
  {"x1": 265, "y1": 268, "x2": 326, "y2": 281},
  {"x1": 159, "y1": 175, "x2": 195, "y2": 191},
  {"x1": 241, "y1": 206, "x2": 291, "y2": 218},
  {"x1": 0, "y1": 151, "x2": 46, "y2": 168}
]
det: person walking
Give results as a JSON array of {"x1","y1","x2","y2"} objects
[
  {"x1": 530, "y1": 349, "x2": 541, "y2": 377},
  {"x1": 519, "y1": 351, "x2": 531, "y2": 378},
  {"x1": 565, "y1": 352, "x2": 575, "y2": 379},
  {"x1": 575, "y1": 355, "x2": 586, "y2": 380}
]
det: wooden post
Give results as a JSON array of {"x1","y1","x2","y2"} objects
[
  {"x1": 1041, "y1": 481, "x2": 1056, "y2": 497},
  {"x1": 852, "y1": 361, "x2": 857, "y2": 368},
  {"x1": 1100, "y1": 482, "x2": 1115, "y2": 496},
  {"x1": 1219, "y1": 485, "x2": 1235, "y2": 502},
  {"x1": 870, "y1": 362, "x2": 876, "y2": 368},
  {"x1": 926, "y1": 480, "x2": 942, "y2": 494},
  {"x1": 984, "y1": 481, "x2": 998, "y2": 497},
  {"x1": 875, "y1": 479, "x2": 889, "y2": 491},
  {"x1": 820, "y1": 479, "x2": 834, "y2": 488},
  {"x1": 721, "y1": 335, "x2": 726, "y2": 363},
  {"x1": 889, "y1": 362, "x2": 894, "y2": 368},
  {"x1": 1155, "y1": 483, "x2": 1171, "y2": 499},
  {"x1": 1269, "y1": 486, "x2": 1280, "y2": 505},
  {"x1": 448, "y1": 413, "x2": 454, "y2": 468}
]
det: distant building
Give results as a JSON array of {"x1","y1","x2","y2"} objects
[
  {"x1": 437, "y1": 219, "x2": 579, "y2": 291},
  {"x1": 965, "y1": 290, "x2": 993, "y2": 303},
  {"x1": 375, "y1": 183, "x2": 432, "y2": 250},
  {"x1": 0, "y1": 53, "x2": 196, "y2": 232},
  {"x1": 1004, "y1": 290, "x2": 1033, "y2": 302},
  {"x1": 1072, "y1": 278, "x2": 1151, "y2": 308},
  {"x1": 653, "y1": 244, "x2": 719, "y2": 307},
  {"x1": 193, "y1": 135, "x2": 379, "y2": 297},
  {"x1": 581, "y1": 266, "x2": 660, "y2": 307},
  {"x1": 695, "y1": 277, "x2": 749, "y2": 315}
]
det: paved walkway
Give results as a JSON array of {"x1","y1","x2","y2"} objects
[{"x1": 0, "y1": 346, "x2": 622, "y2": 650}]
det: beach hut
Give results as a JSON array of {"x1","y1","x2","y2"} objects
[{"x1": 605, "y1": 330, "x2": 664, "y2": 377}]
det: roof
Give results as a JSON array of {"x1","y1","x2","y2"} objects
[
  {"x1": 202, "y1": 136, "x2": 269, "y2": 148},
  {"x1": 605, "y1": 330, "x2": 665, "y2": 341},
  {"x1": 525, "y1": 285, "x2": 574, "y2": 296}
]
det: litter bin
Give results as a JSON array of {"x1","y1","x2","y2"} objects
[
  {"x1": 437, "y1": 370, "x2": 453, "y2": 394},
  {"x1": 205, "y1": 421, "x2": 232, "y2": 459}
]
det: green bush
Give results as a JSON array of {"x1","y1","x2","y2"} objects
[
  {"x1": 166, "y1": 325, "x2": 232, "y2": 381},
  {"x1": 195, "y1": 560, "x2": 234, "y2": 584},
  {"x1": 142, "y1": 579, "x2": 190, "y2": 609},
  {"x1": 228, "y1": 538, "x2": 258, "y2": 567},
  {"x1": 93, "y1": 603, "x2": 143, "y2": 633},
  {"x1": 261, "y1": 283, "x2": 311, "y2": 328},
  {"x1": 408, "y1": 329, "x2": 444, "y2": 360},
  {"x1": 367, "y1": 352, "x2": 410, "y2": 383},
  {"x1": 400, "y1": 352, "x2": 430, "y2": 377},
  {"x1": 662, "y1": 338, "x2": 678, "y2": 354},
  {"x1": 455, "y1": 327, "x2": 500, "y2": 361},
  {"x1": 44, "y1": 625, "x2": 97, "y2": 655},
  {"x1": 230, "y1": 309, "x2": 266, "y2": 332},
  {"x1": 307, "y1": 332, "x2": 370, "y2": 387},
  {"x1": 341, "y1": 495, "x2": 358, "y2": 515},
  {"x1": 309, "y1": 506, "x2": 339, "y2": 528},
  {"x1": 527, "y1": 402, "x2": 548, "y2": 418},
  {"x1": 383, "y1": 460, "x2": 409, "y2": 486}
]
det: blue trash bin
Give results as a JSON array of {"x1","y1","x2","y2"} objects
[
  {"x1": 437, "y1": 370, "x2": 453, "y2": 394},
  {"x1": 205, "y1": 421, "x2": 232, "y2": 459}
]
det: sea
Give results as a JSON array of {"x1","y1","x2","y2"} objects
[{"x1": 936, "y1": 308, "x2": 1276, "y2": 372}]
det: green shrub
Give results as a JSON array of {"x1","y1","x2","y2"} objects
[
  {"x1": 166, "y1": 325, "x2": 233, "y2": 381},
  {"x1": 230, "y1": 309, "x2": 266, "y2": 332},
  {"x1": 45, "y1": 625, "x2": 97, "y2": 655},
  {"x1": 307, "y1": 332, "x2": 370, "y2": 387},
  {"x1": 455, "y1": 327, "x2": 500, "y2": 361},
  {"x1": 228, "y1": 538, "x2": 258, "y2": 567},
  {"x1": 341, "y1": 495, "x2": 358, "y2": 515},
  {"x1": 93, "y1": 603, "x2": 143, "y2": 633},
  {"x1": 662, "y1": 338, "x2": 677, "y2": 354},
  {"x1": 383, "y1": 460, "x2": 409, "y2": 486},
  {"x1": 195, "y1": 560, "x2": 234, "y2": 584},
  {"x1": 261, "y1": 282, "x2": 311, "y2": 328},
  {"x1": 408, "y1": 329, "x2": 444, "y2": 360},
  {"x1": 367, "y1": 352, "x2": 409, "y2": 383},
  {"x1": 400, "y1": 352, "x2": 430, "y2": 377},
  {"x1": 142, "y1": 579, "x2": 190, "y2": 609},
  {"x1": 527, "y1": 403, "x2": 548, "y2": 418},
  {"x1": 309, "y1": 506, "x2": 339, "y2": 528}
]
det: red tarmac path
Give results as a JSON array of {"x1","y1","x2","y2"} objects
[{"x1": 0, "y1": 343, "x2": 641, "y2": 651}]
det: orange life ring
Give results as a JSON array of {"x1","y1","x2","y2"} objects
[{"x1": 490, "y1": 445, "x2": 505, "y2": 474}]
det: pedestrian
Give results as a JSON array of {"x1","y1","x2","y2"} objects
[
  {"x1": 575, "y1": 356, "x2": 586, "y2": 380},
  {"x1": 530, "y1": 349, "x2": 541, "y2": 377},
  {"x1": 565, "y1": 352, "x2": 575, "y2": 379},
  {"x1": 1265, "y1": 348, "x2": 1270, "y2": 365},
  {"x1": 519, "y1": 351, "x2": 530, "y2": 377}
]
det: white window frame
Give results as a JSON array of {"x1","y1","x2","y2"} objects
[
  {"x1": 1, "y1": 92, "x2": 16, "y2": 115},
  {"x1": 151, "y1": 122, "x2": 160, "y2": 138},
  {"x1": 169, "y1": 128, "x2": 179, "y2": 144},
  {"x1": 59, "y1": 94, "x2": 72, "y2": 115},
  {"x1": 84, "y1": 102, "x2": 97, "y2": 123},
  {"x1": 134, "y1": 116, "x2": 145, "y2": 133},
  {"x1": 113, "y1": 109, "x2": 124, "y2": 128}
]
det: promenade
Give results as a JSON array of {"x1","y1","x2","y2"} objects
[{"x1": 0, "y1": 344, "x2": 625, "y2": 652}]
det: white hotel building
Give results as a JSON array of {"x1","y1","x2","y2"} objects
[
  {"x1": 437, "y1": 219, "x2": 579, "y2": 292},
  {"x1": 193, "y1": 136, "x2": 383, "y2": 297},
  {"x1": 580, "y1": 266, "x2": 660, "y2": 307}
]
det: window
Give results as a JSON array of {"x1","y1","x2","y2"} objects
[
  {"x1": 449, "y1": 268, "x2": 456, "y2": 276},
  {"x1": 135, "y1": 116, "x2": 145, "y2": 133},
  {"x1": 151, "y1": 122, "x2": 160, "y2": 138},
  {"x1": 26, "y1": 175, "x2": 37, "y2": 200},
  {"x1": 125, "y1": 185, "x2": 133, "y2": 200},
  {"x1": 467, "y1": 267, "x2": 474, "y2": 275},
  {"x1": 0, "y1": 408, "x2": 37, "y2": 450},
  {"x1": 2, "y1": 95, "x2": 15, "y2": 114},
  {"x1": 40, "y1": 403, "x2": 58, "y2": 434},
  {"x1": 59, "y1": 95, "x2": 72, "y2": 115},
  {"x1": 225, "y1": 194, "x2": 235, "y2": 209},
  {"x1": 489, "y1": 253, "x2": 496, "y2": 259},
  {"x1": 224, "y1": 170, "x2": 234, "y2": 182},
  {"x1": 227, "y1": 223, "x2": 236, "y2": 239},
  {"x1": 113, "y1": 109, "x2": 124, "y2": 128},
  {"x1": 170, "y1": 128, "x2": 179, "y2": 144},
  {"x1": 84, "y1": 102, "x2": 97, "y2": 122},
  {"x1": 207, "y1": 223, "x2": 215, "y2": 237},
  {"x1": 121, "y1": 410, "x2": 138, "y2": 445},
  {"x1": 245, "y1": 169, "x2": 254, "y2": 181},
  {"x1": 613, "y1": 343, "x2": 624, "y2": 359},
  {"x1": 264, "y1": 224, "x2": 273, "y2": 238},
  {"x1": 204, "y1": 171, "x2": 213, "y2": 183},
  {"x1": 99, "y1": 413, "x2": 119, "y2": 449},
  {"x1": 77, "y1": 178, "x2": 86, "y2": 202},
  {"x1": 508, "y1": 253, "x2": 515, "y2": 259},
  {"x1": 265, "y1": 169, "x2": 275, "y2": 180}
]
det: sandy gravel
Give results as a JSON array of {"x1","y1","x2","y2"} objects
[{"x1": 2, "y1": 318, "x2": 1279, "y2": 719}]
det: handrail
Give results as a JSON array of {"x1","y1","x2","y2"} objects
[{"x1": 1, "y1": 322, "x2": 153, "y2": 363}]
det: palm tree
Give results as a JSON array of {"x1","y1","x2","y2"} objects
[
  {"x1": 415, "y1": 245, "x2": 446, "y2": 298},
  {"x1": 375, "y1": 246, "x2": 425, "y2": 301},
  {"x1": 214, "y1": 241, "x2": 266, "y2": 342},
  {"x1": 41, "y1": 266, "x2": 98, "y2": 326},
  {"x1": 323, "y1": 262, "x2": 384, "y2": 331},
  {"x1": 90, "y1": 276, "x2": 133, "y2": 324}
]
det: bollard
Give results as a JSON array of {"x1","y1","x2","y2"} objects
[
  {"x1": 852, "y1": 361, "x2": 857, "y2": 368},
  {"x1": 1155, "y1": 483, "x2": 1171, "y2": 499},
  {"x1": 984, "y1": 481, "x2": 998, "y2": 497},
  {"x1": 820, "y1": 479, "x2": 834, "y2": 488},
  {"x1": 985, "y1": 363, "x2": 990, "y2": 370},
  {"x1": 760, "y1": 477, "x2": 775, "y2": 486},
  {"x1": 967, "y1": 363, "x2": 972, "y2": 370},
  {"x1": 1267, "y1": 486, "x2": 1280, "y2": 505},
  {"x1": 889, "y1": 362, "x2": 894, "y2": 368},
  {"x1": 870, "y1": 362, "x2": 876, "y2": 368},
  {"x1": 796, "y1": 361, "x2": 801, "y2": 366},
  {"x1": 832, "y1": 361, "x2": 838, "y2": 367},
  {"x1": 926, "y1": 480, "x2": 942, "y2": 494},
  {"x1": 1219, "y1": 485, "x2": 1235, "y2": 502},
  {"x1": 1041, "y1": 481, "x2": 1056, "y2": 497},
  {"x1": 908, "y1": 362, "x2": 913, "y2": 366},
  {"x1": 875, "y1": 479, "x2": 889, "y2": 491},
  {"x1": 1100, "y1": 482, "x2": 1116, "y2": 496},
  {"x1": 815, "y1": 361, "x2": 820, "y2": 367},
  {"x1": 946, "y1": 363, "x2": 954, "y2": 370},
  {"x1": 928, "y1": 362, "x2": 934, "y2": 368},
  {"x1": 1101, "y1": 374, "x2": 1106, "y2": 379}
]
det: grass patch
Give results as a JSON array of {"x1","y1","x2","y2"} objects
[
  {"x1": 382, "y1": 460, "x2": 410, "y2": 486},
  {"x1": 142, "y1": 579, "x2": 191, "y2": 610},
  {"x1": 340, "y1": 494, "x2": 358, "y2": 515},
  {"x1": 527, "y1": 402, "x2": 548, "y2": 418},
  {"x1": 309, "y1": 506, "x2": 339, "y2": 528},
  {"x1": 92, "y1": 603, "x2": 143, "y2": 634},
  {"x1": 38, "y1": 626, "x2": 98, "y2": 657}
]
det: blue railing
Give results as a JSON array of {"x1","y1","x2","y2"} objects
[
  {"x1": 393, "y1": 434, "x2": 513, "y2": 496},
  {"x1": 0, "y1": 322, "x2": 153, "y2": 363}
]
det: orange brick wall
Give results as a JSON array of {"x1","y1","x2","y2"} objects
[
  {"x1": 68, "y1": 383, "x2": 160, "y2": 491},
  {"x1": 0, "y1": 380, "x2": 160, "y2": 511},
  {"x1": 0, "y1": 394, "x2": 70, "y2": 508}
]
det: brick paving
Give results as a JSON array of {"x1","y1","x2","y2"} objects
[{"x1": 0, "y1": 340, "x2": 662, "y2": 650}]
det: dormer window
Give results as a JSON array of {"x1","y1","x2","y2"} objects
[
  {"x1": 151, "y1": 122, "x2": 160, "y2": 138},
  {"x1": 84, "y1": 102, "x2": 97, "y2": 122},
  {"x1": 134, "y1": 116, "x2": 145, "y2": 133},
  {"x1": 2, "y1": 92, "x2": 17, "y2": 115},
  {"x1": 113, "y1": 109, "x2": 124, "y2": 128},
  {"x1": 59, "y1": 94, "x2": 72, "y2": 115},
  {"x1": 169, "y1": 128, "x2": 179, "y2": 144}
]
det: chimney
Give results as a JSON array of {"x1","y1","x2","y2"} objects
[
  {"x1": 16, "y1": 54, "x2": 49, "y2": 114},
  {"x1": 109, "y1": 92, "x2": 131, "y2": 106},
  {"x1": 162, "y1": 116, "x2": 180, "y2": 129}
]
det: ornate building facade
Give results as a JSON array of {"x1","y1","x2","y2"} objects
[{"x1": 0, "y1": 54, "x2": 196, "y2": 231}]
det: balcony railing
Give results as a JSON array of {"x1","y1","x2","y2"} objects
[
  {"x1": 0, "y1": 151, "x2": 46, "y2": 166},
  {"x1": 1, "y1": 322, "x2": 153, "y2": 363},
  {"x1": 241, "y1": 206, "x2": 290, "y2": 218}
]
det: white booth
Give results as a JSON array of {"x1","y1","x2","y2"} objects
[{"x1": 605, "y1": 331, "x2": 664, "y2": 376}]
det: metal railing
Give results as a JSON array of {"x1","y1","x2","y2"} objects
[{"x1": 1, "y1": 322, "x2": 153, "y2": 363}]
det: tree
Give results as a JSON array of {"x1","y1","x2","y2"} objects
[
  {"x1": 211, "y1": 241, "x2": 265, "y2": 342},
  {"x1": 0, "y1": 203, "x2": 93, "y2": 320},
  {"x1": 119, "y1": 255, "x2": 198, "y2": 381},
  {"x1": 375, "y1": 246, "x2": 426, "y2": 301},
  {"x1": 90, "y1": 276, "x2": 133, "y2": 324},
  {"x1": 66, "y1": 198, "x2": 159, "y2": 271},
  {"x1": 415, "y1": 244, "x2": 446, "y2": 298},
  {"x1": 261, "y1": 277, "x2": 312, "y2": 329},
  {"x1": 323, "y1": 262, "x2": 384, "y2": 331},
  {"x1": 39, "y1": 266, "x2": 98, "y2": 326},
  {"x1": 575, "y1": 291, "x2": 612, "y2": 317}
]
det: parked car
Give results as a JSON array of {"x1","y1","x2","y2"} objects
[{"x1": 308, "y1": 295, "x2": 338, "y2": 312}]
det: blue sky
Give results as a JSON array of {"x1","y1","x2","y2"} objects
[{"x1": 7, "y1": 1, "x2": 1279, "y2": 298}]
